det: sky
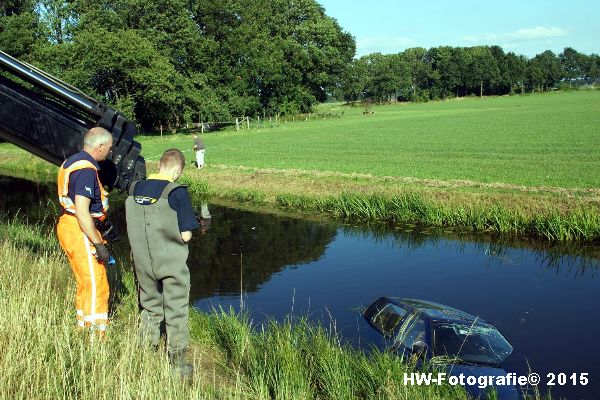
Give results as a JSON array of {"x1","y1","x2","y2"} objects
[{"x1": 317, "y1": 0, "x2": 600, "y2": 58}]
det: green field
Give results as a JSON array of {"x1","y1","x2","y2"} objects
[{"x1": 140, "y1": 91, "x2": 600, "y2": 189}]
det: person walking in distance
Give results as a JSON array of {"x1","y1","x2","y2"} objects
[
  {"x1": 56, "y1": 127, "x2": 113, "y2": 335},
  {"x1": 193, "y1": 133, "x2": 205, "y2": 168},
  {"x1": 125, "y1": 149, "x2": 199, "y2": 377}
]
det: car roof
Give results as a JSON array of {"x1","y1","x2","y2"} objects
[{"x1": 384, "y1": 297, "x2": 493, "y2": 326}]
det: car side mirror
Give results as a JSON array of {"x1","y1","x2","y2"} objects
[{"x1": 412, "y1": 340, "x2": 427, "y2": 355}]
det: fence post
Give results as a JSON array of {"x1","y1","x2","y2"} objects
[
  {"x1": 160, "y1": 124, "x2": 163, "y2": 139},
  {"x1": 246, "y1": 116, "x2": 250, "y2": 130},
  {"x1": 236, "y1": 117, "x2": 240, "y2": 131}
]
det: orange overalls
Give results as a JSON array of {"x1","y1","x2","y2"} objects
[{"x1": 56, "y1": 158, "x2": 110, "y2": 333}]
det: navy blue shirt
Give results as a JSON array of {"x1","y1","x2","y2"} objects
[
  {"x1": 63, "y1": 151, "x2": 104, "y2": 215},
  {"x1": 133, "y1": 177, "x2": 199, "y2": 232}
]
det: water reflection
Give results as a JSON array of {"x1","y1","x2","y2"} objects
[
  {"x1": 340, "y1": 223, "x2": 600, "y2": 279},
  {"x1": 198, "y1": 202, "x2": 212, "y2": 234},
  {"x1": 185, "y1": 203, "x2": 337, "y2": 299},
  {"x1": 0, "y1": 172, "x2": 338, "y2": 300}
]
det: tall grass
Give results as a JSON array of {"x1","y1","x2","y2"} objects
[
  {"x1": 0, "y1": 218, "x2": 489, "y2": 399},
  {"x1": 273, "y1": 192, "x2": 600, "y2": 242},
  {"x1": 0, "y1": 221, "x2": 220, "y2": 399},
  {"x1": 200, "y1": 311, "x2": 470, "y2": 400}
]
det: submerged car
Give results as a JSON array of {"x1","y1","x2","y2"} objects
[{"x1": 363, "y1": 297, "x2": 531, "y2": 400}]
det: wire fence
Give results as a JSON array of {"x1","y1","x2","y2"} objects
[{"x1": 151, "y1": 108, "x2": 346, "y2": 137}]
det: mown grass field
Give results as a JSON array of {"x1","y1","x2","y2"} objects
[{"x1": 140, "y1": 90, "x2": 600, "y2": 189}]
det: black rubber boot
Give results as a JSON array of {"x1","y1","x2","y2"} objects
[{"x1": 168, "y1": 350, "x2": 194, "y2": 380}]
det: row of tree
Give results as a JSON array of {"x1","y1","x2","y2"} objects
[
  {"x1": 1, "y1": 1, "x2": 599, "y2": 131},
  {"x1": 339, "y1": 46, "x2": 600, "y2": 103}
]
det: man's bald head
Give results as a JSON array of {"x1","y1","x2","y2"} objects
[
  {"x1": 84, "y1": 127, "x2": 112, "y2": 148},
  {"x1": 83, "y1": 127, "x2": 113, "y2": 161}
]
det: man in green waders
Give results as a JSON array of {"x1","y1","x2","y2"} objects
[{"x1": 125, "y1": 149, "x2": 199, "y2": 378}]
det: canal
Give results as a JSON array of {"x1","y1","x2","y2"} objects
[{"x1": 2, "y1": 171, "x2": 599, "y2": 399}]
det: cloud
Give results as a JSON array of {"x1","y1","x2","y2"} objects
[
  {"x1": 509, "y1": 26, "x2": 567, "y2": 40},
  {"x1": 355, "y1": 36, "x2": 415, "y2": 56},
  {"x1": 461, "y1": 26, "x2": 568, "y2": 43}
]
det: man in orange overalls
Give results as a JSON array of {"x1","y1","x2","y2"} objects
[{"x1": 56, "y1": 127, "x2": 113, "y2": 334}]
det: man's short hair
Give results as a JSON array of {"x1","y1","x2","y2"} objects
[
  {"x1": 159, "y1": 148, "x2": 186, "y2": 169},
  {"x1": 83, "y1": 127, "x2": 112, "y2": 148}
]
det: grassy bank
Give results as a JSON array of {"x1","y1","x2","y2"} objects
[{"x1": 0, "y1": 217, "x2": 478, "y2": 399}]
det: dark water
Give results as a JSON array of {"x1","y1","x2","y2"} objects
[{"x1": 2, "y1": 171, "x2": 600, "y2": 399}]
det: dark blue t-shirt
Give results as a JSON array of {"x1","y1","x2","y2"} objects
[
  {"x1": 63, "y1": 151, "x2": 104, "y2": 215},
  {"x1": 133, "y1": 178, "x2": 199, "y2": 232}
]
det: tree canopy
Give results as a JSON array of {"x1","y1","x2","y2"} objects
[
  {"x1": 1, "y1": 0, "x2": 354, "y2": 131},
  {"x1": 339, "y1": 45, "x2": 600, "y2": 103}
]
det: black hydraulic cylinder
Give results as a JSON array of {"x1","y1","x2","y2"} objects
[
  {"x1": 0, "y1": 50, "x2": 103, "y2": 116},
  {"x1": 0, "y1": 51, "x2": 145, "y2": 191}
]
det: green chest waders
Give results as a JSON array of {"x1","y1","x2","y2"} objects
[{"x1": 125, "y1": 181, "x2": 190, "y2": 354}]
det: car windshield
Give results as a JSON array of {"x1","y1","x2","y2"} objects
[
  {"x1": 372, "y1": 304, "x2": 407, "y2": 336},
  {"x1": 433, "y1": 323, "x2": 513, "y2": 365}
]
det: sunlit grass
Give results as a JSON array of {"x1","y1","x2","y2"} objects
[
  {"x1": 139, "y1": 91, "x2": 600, "y2": 188},
  {"x1": 0, "y1": 220, "x2": 222, "y2": 399}
]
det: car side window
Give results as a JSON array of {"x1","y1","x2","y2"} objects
[
  {"x1": 372, "y1": 304, "x2": 408, "y2": 336},
  {"x1": 395, "y1": 314, "x2": 426, "y2": 351}
]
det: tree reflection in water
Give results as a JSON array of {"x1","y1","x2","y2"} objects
[{"x1": 186, "y1": 202, "x2": 337, "y2": 299}]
